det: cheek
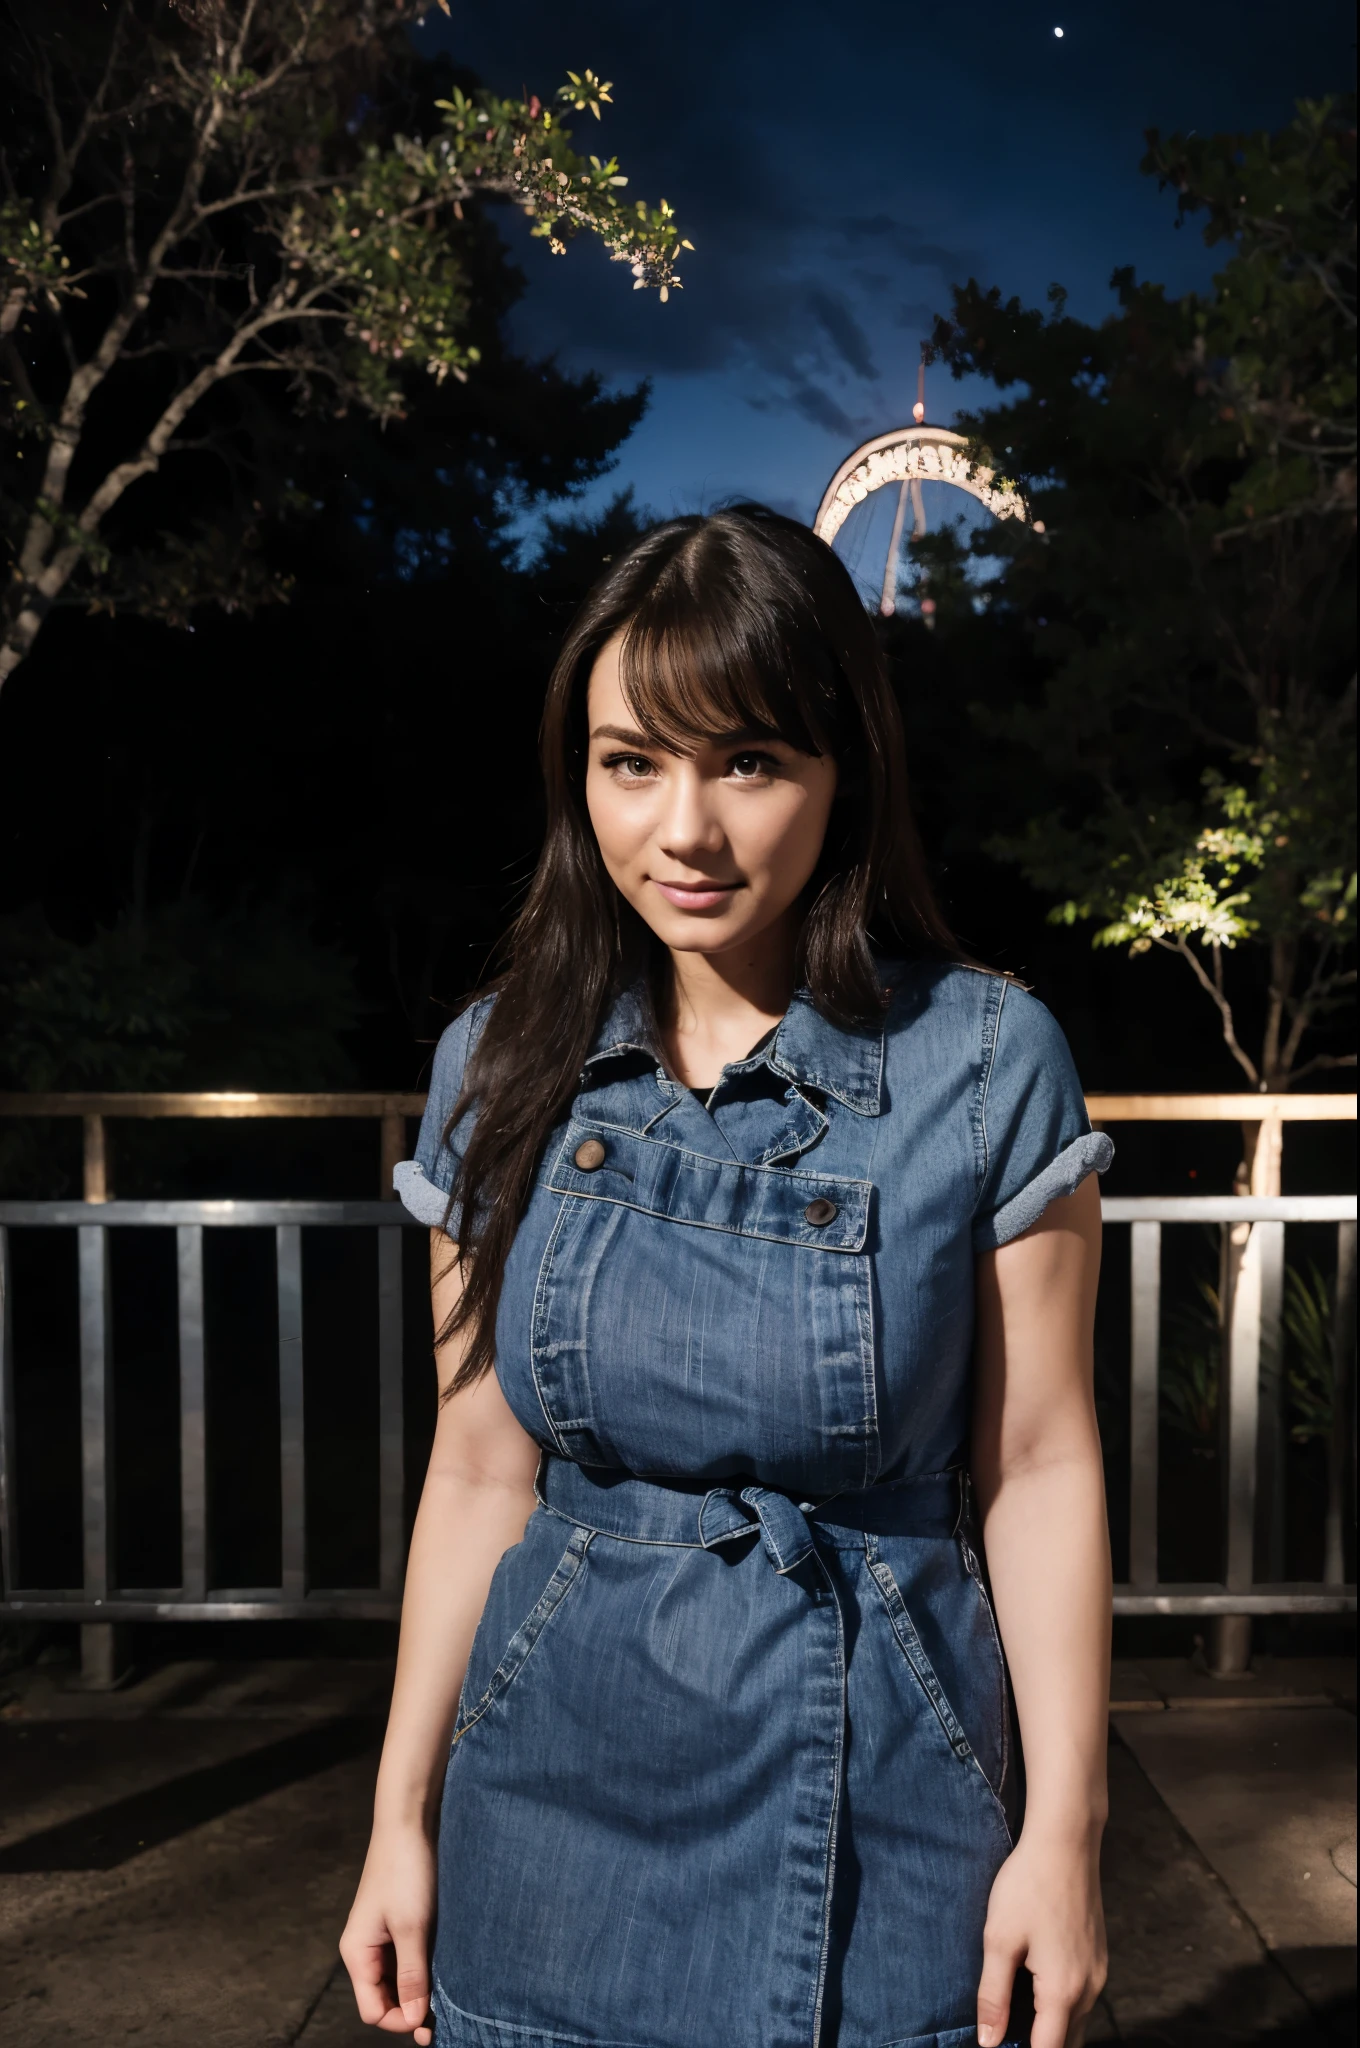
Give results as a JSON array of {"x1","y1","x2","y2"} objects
[
  {"x1": 585, "y1": 774, "x2": 646, "y2": 875},
  {"x1": 736, "y1": 785, "x2": 835, "y2": 891}
]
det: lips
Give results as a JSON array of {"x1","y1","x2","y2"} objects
[{"x1": 652, "y1": 879, "x2": 742, "y2": 911}]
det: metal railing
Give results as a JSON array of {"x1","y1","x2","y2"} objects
[
  {"x1": 0, "y1": 1092, "x2": 426, "y2": 1201},
  {"x1": 0, "y1": 1191, "x2": 1354, "y2": 1626},
  {"x1": 0, "y1": 1200, "x2": 421, "y2": 1622},
  {"x1": 3, "y1": 1088, "x2": 1355, "y2": 1206}
]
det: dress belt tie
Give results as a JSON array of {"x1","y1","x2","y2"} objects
[{"x1": 537, "y1": 1455, "x2": 968, "y2": 1574}]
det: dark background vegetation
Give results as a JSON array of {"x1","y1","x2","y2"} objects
[{"x1": 0, "y1": 6, "x2": 1352, "y2": 1631}]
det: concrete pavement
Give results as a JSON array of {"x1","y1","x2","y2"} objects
[{"x1": 0, "y1": 1649, "x2": 1353, "y2": 2045}]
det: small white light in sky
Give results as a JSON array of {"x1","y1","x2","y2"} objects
[{"x1": 1054, "y1": 25, "x2": 1065, "y2": 35}]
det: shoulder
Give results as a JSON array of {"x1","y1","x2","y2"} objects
[
  {"x1": 425, "y1": 991, "x2": 498, "y2": 1117},
  {"x1": 882, "y1": 960, "x2": 1068, "y2": 1060},
  {"x1": 881, "y1": 957, "x2": 1004, "y2": 1047}
]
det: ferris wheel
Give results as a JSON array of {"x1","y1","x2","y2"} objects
[{"x1": 812, "y1": 364, "x2": 1031, "y2": 617}]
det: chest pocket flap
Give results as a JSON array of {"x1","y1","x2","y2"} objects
[{"x1": 545, "y1": 1122, "x2": 871, "y2": 1252}]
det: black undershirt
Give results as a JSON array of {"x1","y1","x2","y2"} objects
[{"x1": 687, "y1": 1026, "x2": 778, "y2": 1110}]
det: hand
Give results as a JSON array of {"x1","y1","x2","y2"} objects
[
  {"x1": 977, "y1": 1830, "x2": 1107, "y2": 2048},
  {"x1": 339, "y1": 1821, "x2": 438, "y2": 2042}
]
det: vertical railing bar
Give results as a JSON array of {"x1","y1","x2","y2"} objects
[
  {"x1": 177, "y1": 1225, "x2": 208, "y2": 1602},
  {"x1": 277, "y1": 1225, "x2": 305, "y2": 1601},
  {"x1": 1256, "y1": 1218, "x2": 1287, "y2": 1581},
  {"x1": 380, "y1": 1106, "x2": 404, "y2": 1202},
  {"x1": 1223, "y1": 1221, "x2": 1266, "y2": 1593},
  {"x1": 1325, "y1": 1219, "x2": 1357, "y2": 1587},
  {"x1": 1128, "y1": 1221, "x2": 1161, "y2": 1588},
  {"x1": 78, "y1": 1224, "x2": 113, "y2": 1603},
  {"x1": 82, "y1": 1113, "x2": 109, "y2": 1203},
  {"x1": 0, "y1": 1228, "x2": 16, "y2": 1595},
  {"x1": 377, "y1": 1227, "x2": 405, "y2": 1594}
]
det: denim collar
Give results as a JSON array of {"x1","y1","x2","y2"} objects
[{"x1": 582, "y1": 982, "x2": 885, "y2": 1117}]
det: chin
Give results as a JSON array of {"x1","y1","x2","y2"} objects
[{"x1": 660, "y1": 919, "x2": 758, "y2": 955}]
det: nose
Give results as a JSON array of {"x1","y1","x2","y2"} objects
[{"x1": 657, "y1": 763, "x2": 726, "y2": 866}]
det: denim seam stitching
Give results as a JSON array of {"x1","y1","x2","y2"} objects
[
  {"x1": 453, "y1": 1527, "x2": 593, "y2": 1741},
  {"x1": 553, "y1": 1122, "x2": 872, "y2": 1190},
  {"x1": 538, "y1": 1183, "x2": 871, "y2": 1255},
  {"x1": 971, "y1": 975, "x2": 1006, "y2": 1215},
  {"x1": 536, "y1": 1504, "x2": 707, "y2": 1549},
  {"x1": 527, "y1": 1196, "x2": 578, "y2": 1459},
  {"x1": 864, "y1": 1542, "x2": 973, "y2": 1758}
]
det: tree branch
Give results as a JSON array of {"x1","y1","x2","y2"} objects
[
  {"x1": 1286, "y1": 1051, "x2": 1358, "y2": 1084},
  {"x1": 1154, "y1": 935, "x2": 1261, "y2": 1085}
]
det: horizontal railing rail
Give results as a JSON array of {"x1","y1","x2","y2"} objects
[
  {"x1": 0, "y1": 1092, "x2": 427, "y2": 1202},
  {"x1": 0, "y1": 1193, "x2": 1354, "y2": 1627},
  {"x1": 2, "y1": 1089, "x2": 1355, "y2": 1202}
]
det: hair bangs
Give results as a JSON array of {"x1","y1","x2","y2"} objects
[{"x1": 616, "y1": 538, "x2": 836, "y2": 759}]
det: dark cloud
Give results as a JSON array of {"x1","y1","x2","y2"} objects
[
  {"x1": 786, "y1": 381, "x2": 863, "y2": 436},
  {"x1": 422, "y1": 0, "x2": 1355, "y2": 473},
  {"x1": 839, "y1": 218, "x2": 977, "y2": 278},
  {"x1": 806, "y1": 289, "x2": 877, "y2": 380}
]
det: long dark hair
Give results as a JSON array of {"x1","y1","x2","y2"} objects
[{"x1": 440, "y1": 503, "x2": 960, "y2": 1389}]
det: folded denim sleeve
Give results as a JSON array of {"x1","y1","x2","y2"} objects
[
  {"x1": 971, "y1": 982, "x2": 1113, "y2": 1251},
  {"x1": 393, "y1": 996, "x2": 494, "y2": 1237}
]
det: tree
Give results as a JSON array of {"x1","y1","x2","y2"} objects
[
  {"x1": 0, "y1": 0, "x2": 689, "y2": 686},
  {"x1": 927, "y1": 97, "x2": 1355, "y2": 1175}
]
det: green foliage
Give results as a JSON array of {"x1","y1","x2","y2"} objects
[
  {"x1": 1282, "y1": 1259, "x2": 1335, "y2": 1442},
  {"x1": 927, "y1": 98, "x2": 1356, "y2": 1089},
  {"x1": 0, "y1": 1, "x2": 688, "y2": 676},
  {"x1": 1160, "y1": 1274, "x2": 1221, "y2": 1444},
  {"x1": 1157, "y1": 1255, "x2": 1338, "y2": 1447},
  {"x1": 0, "y1": 897, "x2": 362, "y2": 1092},
  {"x1": 897, "y1": 517, "x2": 981, "y2": 632}
]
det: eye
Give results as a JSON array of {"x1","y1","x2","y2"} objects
[
  {"x1": 728, "y1": 750, "x2": 778, "y2": 780},
  {"x1": 602, "y1": 751, "x2": 657, "y2": 780}
]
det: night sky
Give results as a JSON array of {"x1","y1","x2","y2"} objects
[{"x1": 423, "y1": 0, "x2": 1354, "y2": 544}]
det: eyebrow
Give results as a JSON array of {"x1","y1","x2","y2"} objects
[{"x1": 589, "y1": 723, "x2": 778, "y2": 749}]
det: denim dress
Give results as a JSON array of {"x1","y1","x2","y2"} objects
[{"x1": 395, "y1": 961, "x2": 1112, "y2": 2048}]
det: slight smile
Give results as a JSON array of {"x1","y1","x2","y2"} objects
[{"x1": 651, "y1": 878, "x2": 743, "y2": 911}]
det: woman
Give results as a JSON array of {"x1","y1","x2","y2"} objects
[{"x1": 340, "y1": 505, "x2": 1113, "y2": 2048}]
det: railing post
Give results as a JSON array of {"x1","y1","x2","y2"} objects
[
  {"x1": 277, "y1": 1226, "x2": 306, "y2": 1601},
  {"x1": 1255, "y1": 1216, "x2": 1287, "y2": 1581},
  {"x1": 82, "y1": 1114, "x2": 109, "y2": 1202},
  {"x1": 1128, "y1": 1222, "x2": 1161, "y2": 1588},
  {"x1": 380, "y1": 1106, "x2": 404, "y2": 1201},
  {"x1": 0, "y1": 1228, "x2": 15, "y2": 1594},
  {"x1": 1208, "y1": 1218, "x2": 1284, "y2": 1675},
  {"x1": 78, "y1": 1221, "x2": 128, "y2": 1687},
  {"x1": 1326, "y1": 1220, "x2": 1357, "y2": 1587},
  {"x1": 377, "y1": 1228, "x2": 405, "y2": 1594},
  {"x1": 177, "y1": 1226, "x2": 208, "y2": 1601}
]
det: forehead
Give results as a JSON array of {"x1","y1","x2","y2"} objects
[{"x1": 585, "y1": 630, "x2": 792, "y2": 755}]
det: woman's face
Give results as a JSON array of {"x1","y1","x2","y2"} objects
[{"x1": 584, "y1": 632, "x2": 839, "y2": 960}]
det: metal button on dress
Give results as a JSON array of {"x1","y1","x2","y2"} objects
[
  {"x1": 803, "y1": 1197, "x2": 838, "y2": 1226},
  {"x1": 574, "y1": 1138, "x2": 607, "y2": 1172}
]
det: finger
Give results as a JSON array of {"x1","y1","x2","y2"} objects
[
  {"x1": 977, "y1": 1934, "x2": 1023, "y2": 2048},
  {"x1": 393, "y1": 1921, "x2": 431, "y2": 2034},
  {"x1": 340, "y1": 1938, "x2": 400, "y2": 2027},
  {"x1": 1030, "y1": 1974, "x2": 1085, "y2": 2048}
]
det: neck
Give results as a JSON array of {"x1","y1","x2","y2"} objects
[{"x1": 661, "y1": 914, "x2": 799, "y2": 1087}]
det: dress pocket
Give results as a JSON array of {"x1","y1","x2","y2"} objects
[
  {"x1": 865, "y1": 1543, "x2": 977, "y2": 1764},
  {"x1": 863, "y1": 1538, "x2": 1013, "y2": 1843},
  {"x1": 454, "y1": 1521, "x2": 593, "y2": 1742}
]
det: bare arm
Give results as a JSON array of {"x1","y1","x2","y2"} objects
[
  {"x1": 340, "y1": 1232, "x2": 541, "y2": 2040},
  {"x1": 971, "y1": 1175, "x2": 1111, "y2": 2048}
]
